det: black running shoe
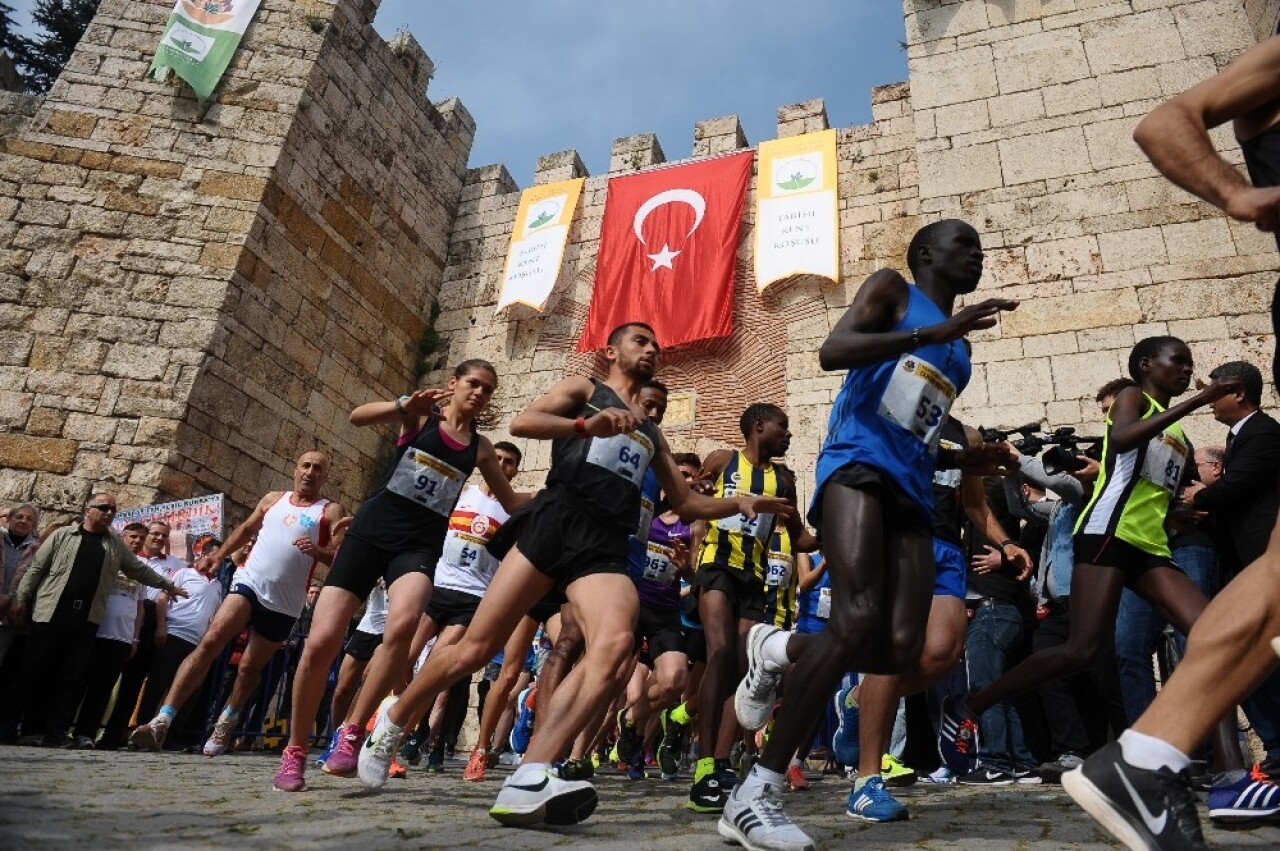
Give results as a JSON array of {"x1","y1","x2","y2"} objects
[
  {"x1": 1062, "y1": 741, "x2": 1206, "y2": 851},
  {"x1": 617, "y1": 711, "x2": 639, "y2": 767},
  {"x1": 557, "y1": 758, "x2": 595, "y2": 781},
  {"x1": 687, "y1": 769, "x2": 730, "y2": 813},
  {"x1": 658, "y1": 709, "x2": 687, "y2": 780}
]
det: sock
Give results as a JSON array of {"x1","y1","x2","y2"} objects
[
  {"x1": 157, "y1": 705, "x2": 177, "y2": 722},
  {"x1": 1118, "y1": 730, "x2": 1191, "y2": 774},
  {"x1": 854, "y1": 773, "x2": 879, "y2": 792},
  {"x1": 695, "y1": 756, "x2": 716, "y2": 781},
  {"x1": 789, "y1": 757, "x2": 802, "y2": 768},
  {"x1": 511, "y1": 761, "x2": 548, "y2": 782},
  {"x1": 761, "y1": 629, "x2": 792, "y2": 669},
  {"x1": 670, "y1": 703, "x2": 691, "y2": 725},
  {"x1": 715, "y1": 757, "x2": 733, "y2": 773},
  {"x1": 218, "y1": 705, "x2": 240, "y2": 722}
]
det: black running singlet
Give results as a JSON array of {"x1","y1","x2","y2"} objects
[
  {"x1": 346, "y1": 418, "x2": 481, "y2": 552},
  {"x1": 1241, "y1": 122, "x2": 1280, "y2": 250},
  {"x1": 931, "y1": 417, "x2": 968, "y2": 547},
  {"x1": 544, "y1": 380, "x2": 662, "y2": 535}
]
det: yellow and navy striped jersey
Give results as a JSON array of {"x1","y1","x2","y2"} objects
[
  {"x1": 761, "y1": 526, "x2": 797, "y2": 630},
  {"x1": 698, "y1": 450, "x2": 786, "y2": 580}
]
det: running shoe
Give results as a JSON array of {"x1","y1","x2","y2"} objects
[
  {"x1": 937, "y1": 694, "x2": 979, "y2": 774},
  {"x1": 426, "y1": 749, "x2": 444, "y2": 773},
  {"x1": 958, "y1": 767, "x2": 1015, "y2": 785},
  {"x1": 658, "y1": 709, "x2": 688, "y2": 780},
  {"x1": 832, "y1": 685, "x2": 859, "y2": 767},
  {"x1": 314, "y1": 729, "x2": 340, "y2": 767},
  {"x1": 322, "y1": 722, "x2": 363, "y2": 777},
  {"x1": 399, "y1": 734, "x2": 423, "y2": 766},
  {"x1": 846, "y1": 775, "x2": 909, "y2": 823},
  {"x1": 881, "y1": 754, "x2": 916, "y2": 787},
  {"x1": 202, "y1": 714, "x2": 236, "y2": 758},
  {"x1": 556, "y1": 758, "x2": 595, "y2": 781},
  {"x1": 357, "y1": 706, "x2": 404, "y2": 789},
  {"x1": 617, "y1": 709, "x2": 639, "y2": 766},
  {"x1": 389, "y1": 757, "x2": 407, "y2": 779},
  {"x1": 1037, "y1": 752, "x2": 1083, "y2": 784},
  {"x1": 920, "y1": 766, "x2": 955, "y2": 784},
  {"x1": 719, "y1": 780, "x2": 815, "y2": 851},
  {"x1": 1208, "y1": 765, "x2": 1280, "y2": 824},
  {"x1": 1014, "y1": 767, "x2": 1043, "y2": 785},
  {"x1": 489, "y1": 768, "x2": 598, "y2": 826},
  {"x1": 1061, "y1": 740, "x2": 1205, "y2": 851},
  {"x1": 785, "y1": 763, "x2": 810, "y2": 791},
  {"x1": 272, "y1": 745, "x2": 308, "y2": 792},
  {"x1": 464, "y1": 748, "x2": 488, "y2": 782},
  {"x1": 69, "y1": 735, "x2": 95, "y2": 750},
  {"x1": 510, "y1": 686, "x2": 535, "y2": 754},
  {"x1": 688, "y1": 768, "x2": 731, "y2": 813},
  {"x1": 127, "y1": 717, "x2": 169, "y2": 752},
  {"x1": 736, "y1": 624, "x2": 787, "y2": 731}
]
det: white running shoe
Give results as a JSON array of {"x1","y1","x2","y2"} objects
[
  {"x1": 128, "y1": 717, "x2": 169, "y2": 752},
  {"x1": 358, "y1": 699, "x2": 405, "y2": 789},
  {"x1": 489, "y1": 767, "x2": 598, "y2": 826},
  {"x1": 202, "y1": 714, "x2": 236, "y2": 758},
  {"x1": 735, "y1": 624, "x2": 787, "y2": 731},
  {"x1": 1271, "y1": 636, "x2": 1280, "y2": 660},
  {"x1": 718, "y1": 780, "x2": 815, "y2": 851}
]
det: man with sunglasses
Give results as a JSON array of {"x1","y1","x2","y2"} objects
[{"x1": 0, "y1": 493, "x2": 187, "y2": 746}]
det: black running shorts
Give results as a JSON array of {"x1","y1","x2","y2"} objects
[
  {"x1": 426, "y1": 586, "x2": 482, "y2": 629},
  {"x1": 324, "y1": 534, "x2": 438, "y2": 601}
]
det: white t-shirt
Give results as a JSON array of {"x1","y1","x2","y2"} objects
[
  {"x1": 165, "y1": 567, "x2": 224, "y2": 645},
  {"x1": 433, "y1": 486, "x2": 508, "y2": 598},
  {"x1": 140, "y1": 553, "x2": 187, "y2": 602},
  {"x1": 233, "y1": 492, "x2": 330, "y2": 617},
  {"x1": 97, "y1": 572, "x2": 144, "y2": 644},
  {"x1": 355, "y1": 582, "x2": 387, "y2": 636}
]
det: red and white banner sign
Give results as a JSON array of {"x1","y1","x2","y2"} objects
[{"x1": 578, "y1": 151, "x2": 754, "y2": 351}]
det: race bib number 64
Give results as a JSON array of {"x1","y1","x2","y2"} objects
[{"x1": 586, "y1": 430, "x2": 655, "y2": 488}]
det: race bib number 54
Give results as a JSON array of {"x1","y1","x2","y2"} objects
[
  {"x1": 879, "y1": 354, "x2": 956, "y2": 449},
  {"x1": 386, "y1": 449, "x2": 466, "y2": 516}
]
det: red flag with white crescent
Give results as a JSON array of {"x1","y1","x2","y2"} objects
[{"x1": 578, "y1": 151, "x2": 754, "y2": 351}]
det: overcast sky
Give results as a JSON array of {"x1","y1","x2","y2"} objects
[{"x1": 11, "y1": 1, "x2": 908, "y2": 186}]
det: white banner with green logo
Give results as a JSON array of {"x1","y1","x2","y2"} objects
[{"x1": 149, "y1": 0, "x2": 265, "y2": 103}]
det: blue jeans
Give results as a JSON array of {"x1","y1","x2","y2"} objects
[
  {"x1": 1114, "y1": 545, "x2": 1218, "y2": 724},
  {"x1": 965, "y1": 601, "x2": 1035, "y2": 773}
]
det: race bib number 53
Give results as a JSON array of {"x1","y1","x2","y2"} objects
[
  {"x1": 386, "y1": 449, "x2": 466, "y2": 516},
  {"x1": 879, "y1": 354, "x2": 956, "y2": 449}
]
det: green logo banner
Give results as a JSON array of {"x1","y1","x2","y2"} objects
[{"x1": 149, "y1": 0, "x2": 265, "y2": 103}]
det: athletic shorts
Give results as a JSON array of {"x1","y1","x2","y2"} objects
[
  {"x1": 487, "y1": 489, "x2": 628, "y2": 590},
  {"x1": 344, "y1": 628, "x2": 383, "y2": 662},
  {"x1": 634, "y1": 606, "x2": 684, "y2": 664},
  {"x1": 229, "y1": 583, "x2": 297, "y2": 643},
  {"x1": 682, "y1": 627, "x2": 707, "y2": 664},
  {"x1": 691, "y1": 562, "x2": 767, "y2": 624},
  {"x1": 810, "y1": 461, "x2": 932, "y2": 538},
  {"x1": 933, "y1": 538, "x2": 967, "y2": 599},
  {"x1": 426, "y1": 586, "x2": 482, "y2": 629},
  {"x1": 527, "y1": 590, "x2": 565, "y2": 625},
  {"x1": 1074, "y1": 533, "x2": 1177, "y2": 581},
  {"x1": 324, "y1": 534, "x2": 439, "y2": 601}
]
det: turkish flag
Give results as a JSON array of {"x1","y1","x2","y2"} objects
[{"x1": 578, "y1": 151, "x2": 754, "y2": 351}]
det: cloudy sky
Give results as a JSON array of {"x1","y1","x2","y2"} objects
[{"x1": 10, "y1": 1, "x2": 908, "y2": 186}]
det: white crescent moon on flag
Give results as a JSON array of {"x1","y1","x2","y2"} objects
[{"x1": 632, "y1": 189, "x2": 706, "y2": 245}]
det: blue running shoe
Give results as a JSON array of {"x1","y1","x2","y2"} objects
[
  {"x1": 1208, "y1": 766, "x2": 1280, "y2": 824},
  {"x1": 938, "y1": 694, "x2": 979, "y2": 775},
  {"x1": 315, "y1": 728, "x2": 340, "y2": 766},
  {"x1": 510, "y1": 685, "x2": 535, "y2": 755},
  {"x1": 832, "y1": 685, "x2": 859, "y2": 768},
  {"x1": 846, "y1": 775, "x2": 909, "y2": 823}
]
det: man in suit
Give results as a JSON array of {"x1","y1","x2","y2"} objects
[{"x1": 1183, "y1": 359, "x2": 1280, "y2": 774}]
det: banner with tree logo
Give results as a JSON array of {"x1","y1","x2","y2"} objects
[
  {"x1": 495, "y1": 177, "x2": 585, "y2": 312},
  {"x1": 149, "y1": 0, "x2": 265, "y2": 103},
  {"x1": 754, "y1": 129, "x2": 840, "y2": 291}
]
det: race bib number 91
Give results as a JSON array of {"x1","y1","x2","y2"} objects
[
  {"x1": 586, "y1": 431, "x2": 655, "y2": 488},
  {"x1": 879, "y1": 355, "x2": 957, "y2": 449},
  {"x1": 386, "y1": 449, "x2": 466, "y2": 516}
]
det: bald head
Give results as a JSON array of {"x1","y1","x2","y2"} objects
[{"x1": 294, "y1": 451, "x2": 330, "y2": 499}]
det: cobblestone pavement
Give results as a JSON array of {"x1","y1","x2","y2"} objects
[{"x1": 2, "y1": 747, "x2": 1279, "y2": 850}]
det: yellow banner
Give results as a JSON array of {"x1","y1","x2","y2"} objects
[
  {"x1": 496, "y1": 177, "x2": 585, "y2": 312},
  {"x1": 754, "y1": 129, "x2": 840, "y2": 290}
]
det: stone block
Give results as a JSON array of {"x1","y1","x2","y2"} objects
[
  {"x1": 909, "y1": 45, "x2": 998, "y2": 110},
  {"x1": 1081, "y1": 9, "x2": 1186, "y2": 76},
  {"x1": 906, "y1": 1, "x2": 990, "y2": 42},
  {"x1": 918, "y1": 142, "x2": 1003, "y2": 197},
  {"x1": 0, "y1": 389, "x2": 32, "y2": 428},
  {"x1": 0, "y1": 432, "x2": 78, "y2": 474},
  {"x1": 1084, "y1": 117, "x2": 1147, "y2": 170},
  {"x1": 1023, "y1": 331, "x2": 1079, "y2": 358},
  {"x1": 1042, "y1": 79, "x2": 1103, "y2": 118},
  {"x1": 1025, "y1": 236, "x2": 1102, "y2": 281},
  {"x1": 992, "y1": 29, "x2": 1093, "y2": 94},
  {"x1": 1098, "y1": 227, "x2": 1168, "y2": 272},
  {"x1": 1173, "y1": 1, "x2": 1255, "y2": 57},
  {"x1": 25, "y1": 408, "x2": 67, "y2": 437},
  {"x1": 983, "y1": 356, "x2": 1055, "y2": 407},
  {"x1": 1051, "y1": 349, "x2": 1128, "y2": 401},
  {"x1": 997, "y1": 127, "x2": 1092, "y2": 185},
  {"x1": 102, "y1": 342, "x2": 170, "y2": 381},
  {"x1": 1161, "y1": 218, "x2": 1237, "y2": 264},
  {"x1": 1003, "y1": 289, "x2": 1142, "y2": 337},
  {"x1": 199, "y1": 171, "x2": 268, "y2": 202}
]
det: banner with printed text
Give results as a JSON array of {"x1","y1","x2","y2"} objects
[
  {"x1": 754, "y1": 129, "x2": 840, "y2": 290},
  {"x1": 149, "y1": 0, "x2": 265, "y2": 103},
  {"x1": 495, "y1": 177, "x2": 586, "y2": 312},
  {"x1": 112, "y1": 494, "x2": 225, "y2": 563}
]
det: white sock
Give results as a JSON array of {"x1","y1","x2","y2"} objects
[
  {"x1": 511, "y1": 761, "x2": 549, "y2": 783},
  {"x1": 738, "y1": 763, "x2": 785, "y2": 797},
  {"x1": 762, "y1": 629, "x2": 792, "y2": 669},
  {"x1": 1118, "y1": 730, "x2": 1191, "y2": 774}
]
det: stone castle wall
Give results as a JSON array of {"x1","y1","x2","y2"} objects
[{"x1": 0, "y1": 0, "x2": 473, "y2": 520}]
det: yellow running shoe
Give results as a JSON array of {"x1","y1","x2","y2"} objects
[{"x1": 881, "y1": 753, "x2": 917, "y2": 788}]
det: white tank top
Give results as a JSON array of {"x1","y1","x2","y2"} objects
[
  {"x1": 355, "y1": 581, "x2": 388, "y2": 635},
  {"x1": 433, "y1": 485, "x2": 508, "y2": 598},
  {"x1": 233, "y1": 492, "x2": 329, "y2": 617}
]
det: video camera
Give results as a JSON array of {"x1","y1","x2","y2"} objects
[{"x1": 979, "y1": 422, "x2": 1104, "y2": 476}]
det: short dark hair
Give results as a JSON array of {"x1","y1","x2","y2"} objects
[
  {"x1": 1209, "y1": 360, "x2": 1263, "y2": 407},
  {"x1": 493, "y1": 441, "x2": 522, "y2": 466},
  {"x1": 673, "y1": 452, "x2": 701, "y2": 468},
  {"x1": 454, "y1": 358, "x2": 497, "y2": 380},
  {"x1": 1127, "y1": 336, "x2": 1184, "y2": 382},
  {"x1": 906, "y1": 219, "x2": 971, "y2": 277},
  {"x1": 1095, "y1": 377, "x2": 1136, "y2": 402},
  {"x1": 122, "y1": 522, "x2": 147, "y2": 533},
  {"x1": 643, "y1": 379, "x2": 669, "y2": 397},
  {"x1": 739, "y1": 402, "x2": 785, "y2": 438},
  {"x1": 606, "y1": 322, "x2": 657, "y2": 348}
]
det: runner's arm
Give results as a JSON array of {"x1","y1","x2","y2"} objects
[
  {"x1": 475, "y1": 437, "x2": 535, "y2": 512},
  {"x1": 309, "y1": 501, "x2": 348, "y2": 566},
  {"x1": 1107, "y1": 382, "x2": 1238, "y2": 453},
  {"x1": 349, "y1": 389, "x2": 451, "y2": 438},
  {"x1": 961, "y1": 426, "x2": 1033, "y2": 580},
  {"x1": 776, "y1": 465, "x2": 819, "y2": 552},
  {"x1": 509, "y1": 376, "x2": 627, "y2": 439},
  {"x1": 796, "y1": 552, "x2": 827, "y2": 592},
  {"x1": 654, "y1": 435, "x2": 795, "y2": 522}
]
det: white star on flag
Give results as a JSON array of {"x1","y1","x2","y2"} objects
[{"x1": 647, "y1": 244, "x2": 680, "y2": 271}]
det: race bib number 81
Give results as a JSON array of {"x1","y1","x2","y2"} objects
[
  {"x1": 387, "y1": 449, "x2": 466, "y2": 516},
  {"x1": 1141, "y1": 431, "x2": 1187, "y2": 493},
  {"x1": 879, "y1": 355, "x2": 956, "y2": 449}
]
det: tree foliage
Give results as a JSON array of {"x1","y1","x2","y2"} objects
[{"x1": 11, "y1": 0, "x2": 102, "y2": 94}]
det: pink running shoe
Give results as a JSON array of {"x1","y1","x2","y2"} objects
[
  {"x1": 273, "y1": 745, "x2": 308, "y2": 792},
  {"x1": 322, "y1": 723, "x2": 363, "y2": 777}
]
